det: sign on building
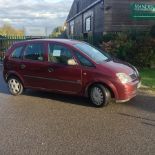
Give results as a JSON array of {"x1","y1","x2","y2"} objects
[
  {"x1": 131, "y1": 3, "x2": 155, "y2": 19},
  {"x1": 24, "y1": 27, "x2": 46, "y2": 37}
]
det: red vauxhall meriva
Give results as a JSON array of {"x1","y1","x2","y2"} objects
[{"x1": 3, "y1": 39, "x2": 141, "y2": 107}]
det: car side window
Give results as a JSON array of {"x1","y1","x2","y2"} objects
[
  {"x1": 48, "y1": 44, "x2": 73, "y2": 65},
  {"x1": 24, "y1": 43, "x2": 44, "y2": 61},
  {"x1": 11, "y1": 46, "x2": 24, "y2": 59},
  {"x1": 75, "y1": 52, "x2": 94, "y2": 67}
]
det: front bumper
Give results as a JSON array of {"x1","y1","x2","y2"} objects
[{"x1": 115, "y1": 80, "x2": 141, "y2": 103}]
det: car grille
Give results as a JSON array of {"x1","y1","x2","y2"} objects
[{"x1": 130, "y1": 73, "x2": 137, "y2": 81}]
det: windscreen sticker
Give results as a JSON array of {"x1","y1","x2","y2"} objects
[{"x1": 53, "y1": 50, "x2": 61, "y2": 56}]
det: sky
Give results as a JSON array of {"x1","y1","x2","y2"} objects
[{"x1": 0, "y1": 0, "x2": 74, "y2": 34}]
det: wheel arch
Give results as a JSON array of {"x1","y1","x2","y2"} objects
[
  {"x1": 6, "y1": 72, "x2": 24, "y2": 87},
  {"x1": 85, "y1": 81, "x2": 118, "y2": 99}
]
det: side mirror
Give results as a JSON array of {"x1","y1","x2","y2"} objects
[{"x1": 67, "y1": 58, "x2": 78, "y2": 66}]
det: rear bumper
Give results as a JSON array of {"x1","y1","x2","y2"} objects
[{"x1": 114, "y1": 80, "x2": 141, "y2": 103}]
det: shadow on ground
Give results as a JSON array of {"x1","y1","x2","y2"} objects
[
  {"x1": 24, "y1": 90, "x2": 94, "y2": 108},
  {"x1": 118, "y1": 94, "x2": 155, "y2": 113}
]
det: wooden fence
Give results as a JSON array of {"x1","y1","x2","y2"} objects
[{"x1": 0, "y1": 36, "x2": 26, "y2": 61}]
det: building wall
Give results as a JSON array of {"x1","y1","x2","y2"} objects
[
  {"x1": 104, "y1": 0, "x2": 155, "y2": 32},
  {"x1": 67, "y1": 1, "x2": 104, "y2": 37},
  {"x1": 67, "y1": 0, "x2": 97, "y2": 21},
  {"x1": 74, "y1": 15, "x2": 83, "y2": 36},
  {"x1": 67, "y1": 0, "x2": 155, "y2": 38},
  {"x1": 93, "y1": 3, "x2": 104, "y2": 34}
]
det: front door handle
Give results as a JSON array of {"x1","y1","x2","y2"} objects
[
  {"x1": 48, "y1": 67, "x2": 54, "y2": 72},
  {"x1": 20, "y1": 64, "x2": 26, "y2": 69}
]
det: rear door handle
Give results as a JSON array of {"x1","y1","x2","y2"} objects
[
  {"x1": 48, "y1": 67, "x2": 54, "y2": 72},
  {"x1": 20, "y1": 64, "x2": 26, "y2": 69}
]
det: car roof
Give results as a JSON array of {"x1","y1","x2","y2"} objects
[{"x1": 13, "y1": 39, "x2": 82, "y2": 46}]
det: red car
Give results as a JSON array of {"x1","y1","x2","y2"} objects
[{"x1": 3, "y1": 39, "x2": 141, "y2": 107}]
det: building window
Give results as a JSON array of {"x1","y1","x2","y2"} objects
[
  {"x1": 70, "y1": 21, "x2": 74, "y2": 35},
  {"x1": 71, "y1": 25, "x2": 74, "y2": 35},
  {"x1": 85, "y1": 16, "x2": 91, "y2": 32}
]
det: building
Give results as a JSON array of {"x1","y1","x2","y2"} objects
[{"x1": 66, "y1": 0, "x2": 155, "y2": 40}]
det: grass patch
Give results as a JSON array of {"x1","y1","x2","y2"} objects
[{"x1": 140, "y1": 68, "x2": 155, "y2": 90}]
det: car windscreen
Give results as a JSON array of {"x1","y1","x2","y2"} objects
[{"x1": 74, "y1": 43, "x2": 110, "y2": 63}]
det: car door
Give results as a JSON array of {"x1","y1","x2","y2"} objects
[
  {"x1": 20, "y1": 42, "x2": 48, "y2": 88},
  {"x1": 45, "y1": 42, "x2": 82, "y2": 94},
  {"x1": 5, "y1": 44, "x2": 25, "y2": 77},
  {"x1": 74, "y1": 51, "x2": 97, "y2": 88}
]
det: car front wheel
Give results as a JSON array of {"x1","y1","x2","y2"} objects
[
  {"x1": 8, "y1": 77, "x2": 23, "y2": 96},
  {"x1": 89, "y1": 84, "x2": 111, "y2": 107}
]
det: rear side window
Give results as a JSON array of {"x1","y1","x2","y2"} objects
[
  {"x1": 11, "y1": 46, "x2": 24, "y2": 59},
  {"x1": 24, "y1": 43, "x2": 44, "y2": 61}
]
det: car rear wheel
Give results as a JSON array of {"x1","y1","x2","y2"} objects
[
  {"x1": 89, "y1": 84, "x2": 111, "y2": 107},
  {"x1": 8, "y1": 77, "x2": 23, "y2": 96}
]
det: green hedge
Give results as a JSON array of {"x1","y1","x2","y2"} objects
[{"x1": 100, "y1": 27, "x2": 155, "y2": 68}]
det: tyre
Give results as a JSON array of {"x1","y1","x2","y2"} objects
[
  {"x1": 89, "y1": 84, "x2": 111, "y2": 107},
  {"x1": 8, "y1": 77, "x2": 23, "y2": 96}
]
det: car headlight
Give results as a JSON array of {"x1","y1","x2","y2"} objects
[{"x1": 116, "y1": 73, "x2": 132, "y2": 84}]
